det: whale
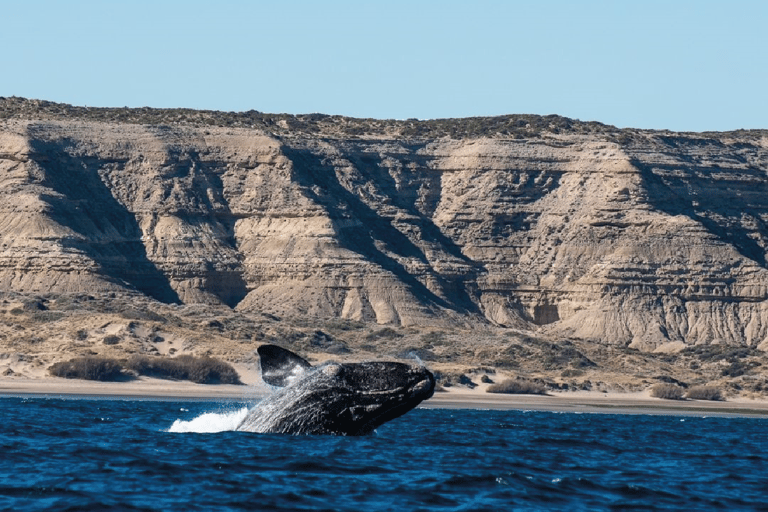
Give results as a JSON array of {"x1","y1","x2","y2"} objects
[{"x1": 236, "y1": 345, "x2": 435, "y2": 435}]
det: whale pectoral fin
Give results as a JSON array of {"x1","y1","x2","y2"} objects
[{"x1": 257, "y1": 344, "x2": 313, "y2": 387}]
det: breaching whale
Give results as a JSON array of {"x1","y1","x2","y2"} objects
[{"x1": 236, "y1": 345, "x2": 435, "y2": 435}]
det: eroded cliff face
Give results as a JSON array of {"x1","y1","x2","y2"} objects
[{"x1": 1, "y1": 112, "x2": 767, "y2": 351}]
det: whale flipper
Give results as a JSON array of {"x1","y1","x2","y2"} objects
[{"x1": 258, "y1": 344, "x2": 312, "y2": 387}]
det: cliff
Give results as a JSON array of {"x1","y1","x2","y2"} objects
[{"x1": 2, "y1": 98, "x2": 768, "y2": 353}]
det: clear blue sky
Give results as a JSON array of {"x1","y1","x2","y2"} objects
[{"x1": 2, "y1": 0, "x2": 766, "y2": 132}]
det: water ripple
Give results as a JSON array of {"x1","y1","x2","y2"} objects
[{"x1": 2, "y1": 398, "x2": 768, "y2": 511}]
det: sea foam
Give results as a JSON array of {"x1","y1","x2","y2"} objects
[{"x1": 168, "y1": 407, "x2": 249, "y2": 433}]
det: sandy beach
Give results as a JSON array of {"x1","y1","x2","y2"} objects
[{"x1": 3, "y1": 376, "x2": 768, "y2": 418}]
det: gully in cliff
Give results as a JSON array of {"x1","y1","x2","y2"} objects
[{"x1": 237, "y1": 345, "x2": 435, "y2": 435}]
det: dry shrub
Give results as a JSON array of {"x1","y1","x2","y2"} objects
[
  {"x1": 103, "y1": 335, "x2": 121, "y2": 345},
  {"x1": 125, "y1": 355, "x2": 241, "y2": 384},
  {"x1": 49, "y1": 357, "x2": 126, "y2": 381},
  {"x1": 685, "y1": 385, "x2": 724, "y2": 401},
  {"x1": 650, "y1": 383, "x2": 685, "y2": 400},
  {"x1": 486, "y1": 378, "x2": 548, "y2": 395},
  {"x1": 364, "y1": 327, "x2": 402, "y2": 341},
  {"x1": 119, "y1": 308, "x2": 167, "y2": 322},
  {"x1": 49, "y1": 355, "x2": 240, "y2": 384}
]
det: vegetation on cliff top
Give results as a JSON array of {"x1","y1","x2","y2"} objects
[{"x1": 0, "y1": 96, "x2": 618, "y2": 139}]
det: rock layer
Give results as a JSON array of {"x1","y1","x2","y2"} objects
[{"x1": 1, "y1": 104, "x2": 768, "y2": 350}]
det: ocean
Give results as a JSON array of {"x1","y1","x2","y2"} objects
[{"x1": 1, "y1": 396, "x2": 766, "y2": 511}]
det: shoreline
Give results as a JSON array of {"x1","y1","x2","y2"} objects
[
  {"x1": 3, "y1": 377, "x2": 768, "y2": 418},
  {"x1": 426, "y1": 391, "x2": 768, "y2": 418}
]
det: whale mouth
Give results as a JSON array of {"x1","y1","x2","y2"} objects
[
  {"x1": 350, "y1": 370, "x2": 435, "y2": 435},
  {"x1": 410, "y1": 373, "x2": 436, "y2": 398}
]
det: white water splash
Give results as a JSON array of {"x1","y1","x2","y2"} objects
[
  {"x1": 168, "y1": 407, "x2": 249, "y2": 433},
  {"x1": 285, "y1": 363, "x2": 308, "y2": 386},
  {"x1": 407, "y1": 352, "x2": 425, "y2": 368},
  {"x1": 263, "y1": 363, "x2": 308, "y2": 388}
]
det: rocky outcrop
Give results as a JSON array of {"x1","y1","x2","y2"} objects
[{"x1": 1, "y1": 99, "x2": 768, "y2": 351}]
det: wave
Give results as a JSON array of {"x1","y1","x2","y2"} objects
[{"x1": 168, "y1": 407, "x2": 249, "y2": 433}]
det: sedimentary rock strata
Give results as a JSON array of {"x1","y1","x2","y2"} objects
[{"x1": 1, "y1": 99, "x2": 767, "y2": 351}]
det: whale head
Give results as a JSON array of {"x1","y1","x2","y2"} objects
[{"x1": 237, "y1": 345, "x2": 435, "y2": 435}]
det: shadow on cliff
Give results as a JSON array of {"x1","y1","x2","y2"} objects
[
  {"x1": 345, "y1": 148, "x2": 485, "y2": 311},
  {"x1": 157, "y1": 147, "x2": 249, "y2": 308},
  {"x1": 283, "y1": 145, "x2": 479, "y2": 314},
  {"x1": 29, "y1": 138, "x2": 181, "y2": 304},
  {"x1": 632, "y1": 141, "x2": 768, "y2": 268},
  {"x1": 346, "y1": 148, "x2": 475, "y2": 264}
]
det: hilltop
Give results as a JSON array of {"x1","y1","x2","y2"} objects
[{"x1": 1, "y1": 97, "x2": 767, "y2": 397}]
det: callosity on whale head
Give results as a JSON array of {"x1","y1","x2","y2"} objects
[{"x1": 236, "y1": 345, "x2": 435, "y2": 435}]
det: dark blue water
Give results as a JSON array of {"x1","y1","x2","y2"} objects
[{"x1": 1, "y1": 397, "x2": 767, "y2": 511}]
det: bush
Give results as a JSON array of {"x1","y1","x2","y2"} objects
[
  {"x1": 458, "y1": 374, "x2": 477, "y2": 389},
  {"x1": 103, "y1": 335, "x2": 121, "y2": 345},
  {"x1": 364, "y1": 327, "x2": 403, "y2": 341},
  {"x1": 420, "y1": 331, "x2": 447, "y2": 346},
  {"x1": 22, "y1": 299, "x2": 46, "y2": 311},
  {"x1": 486, "y1": 378, "x2": 548, "y2": 395},
  {"x1": 119, "y1": 309, "x2": 167, "y2": 322},
  {"x1": 125, "y1": 355, "x2": 241, "y2": 384},
  {"x1": 49, "y1": 357, "x2": 127, "y2": 381},
  {"x1": 685, "y1": 386, "x2": 724, "y2": 401},
  {"x1": 650, "y1": 383, "x2": 685, "y2": 400},
  {"x1": 721, "y1": 360, "x2": 761, "y2": 377},
  {"x1": 30, "y1": 311, "x2": 65, "y2": 323}
]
